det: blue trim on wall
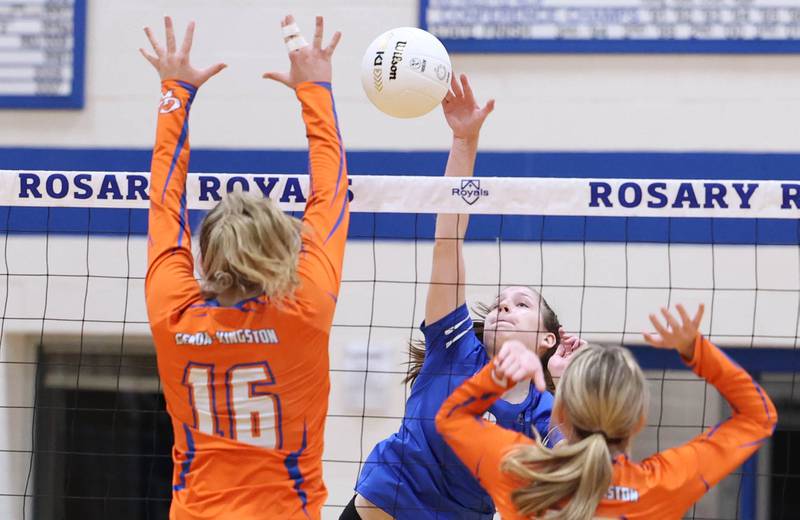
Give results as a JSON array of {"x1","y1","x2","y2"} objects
[
  {"x1": 7, "y1": 148, "x2": 800, "y2": 180},
  {"x1": 739, "y1": 449, "x2": 758, "y2": 518},
  {"x1": 629, "y1": 347, "x2": 800, "y2": 372},
  {"x1": 1, "y1": 148, "x2": 799, "y2": 244},
  {"x1": 418, "y1": 0, "x2": 800, "y2": 55},
  {"x1": 437, "y1": 38, "x2": 800, "y2": 55},
  {"x1": 0, "y1": 0, "x2": 86, "y2": 109}
]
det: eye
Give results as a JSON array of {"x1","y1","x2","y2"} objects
[{"x1": 517, "y1": 302, "x2": 529, "y2": 308}]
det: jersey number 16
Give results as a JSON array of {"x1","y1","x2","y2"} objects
[{"x1": 183, "y1": 361, "x2": 282, "y2": 449}]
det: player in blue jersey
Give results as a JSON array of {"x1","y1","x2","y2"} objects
[{"x1": 341, "y1": 74, "x2": 585, "y2": 520}]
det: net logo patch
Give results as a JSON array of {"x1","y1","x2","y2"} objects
[{"x1": 452, "y1": 179, "x2": 488, "y2": 205}]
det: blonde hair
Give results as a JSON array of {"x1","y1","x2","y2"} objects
[
  {"x1": 198, "y1": 192, "x2": 303, "y2": 301},
  {"x1": 500, "y1": 344, "x2": 648, "y2": 520}
]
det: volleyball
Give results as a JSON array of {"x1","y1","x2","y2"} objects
[{"x1": 361, "y1": 27, "x2": 452, "y2": 118}]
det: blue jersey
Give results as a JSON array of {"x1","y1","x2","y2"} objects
[{"x1": 356, "y1": 304, "x2": 557, "y2": 520}]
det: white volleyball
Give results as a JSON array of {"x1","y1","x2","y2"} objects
[{"x1": 361, "y1": 27, "x2": 452, "y2": 118}]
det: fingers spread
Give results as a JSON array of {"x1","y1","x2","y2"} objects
[
  {"x1": 325, "y1": 31, "x2": 342, "y2": 56},
  {"x1": 692, "y1": 303, "x2": 705, "y2": 329},
  {"x1": 144, "y1": 27, "x2": 164, "y2": 56},
  {"x1": 460, "y1": 74, "x2": 474, "y2": 103},
  {"x1": 313, "y1": 16, "x2": 324, "y2": 49},
  {"x1": 450, "y1": 72, "x2": 464, "y2": 98},
  {"x1": 201, "y1": 62, "x2": 227, "y2": 82},
  {"x1": 642, "y1": 331, "x2": 663, "y2": 347},
  {"x1": 660, "y1": 307, "x2": 680, "y2": 330},
  {"x1": 164, "y1": 16, "x2": 176, "y2": 54},
  {"x1": 180, "y1": 21, "x2": 195, "y2": 57},
  {"x1": 649, "y1": 313, "x2": 669, "y2": 337},
  {"x1": 481, "y1": 99, "x2": 495, "y2": 118},
  {"x1": 262, "y1": 71, "x2": 292, "y2": 87},
  {"x1": 139, "y1": 48, "x2": 158, "y2": 67}
]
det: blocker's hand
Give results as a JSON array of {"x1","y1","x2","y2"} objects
[
  {"x1": 643, "y1": 303, "x2": 704, "y2": 359},
  {"x1": 494, "y1": 340, "x2": 546, "y2": 392},
  {"x1": 442, "y1": 73, "x2": 495, "y2": 141},
  {"x1": 140, "y1": 16, "x2": 226, "y2": 87},
  {"x1": 263, "y1": 15, "x2": 341, "y2": 89}
]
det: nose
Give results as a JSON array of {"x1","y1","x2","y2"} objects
[{"x1": 498, "y1": 302, "x2": 510, "y2": 314}]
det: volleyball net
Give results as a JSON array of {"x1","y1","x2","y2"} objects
[{"x1": 0, "y1": 170, "x2": 798, "y2": 519}]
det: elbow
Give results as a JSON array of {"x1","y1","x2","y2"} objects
[
  {"x1": 766, "y1": 402, "x2": 779, "y2": 435},
  {"x1": 750, "y1": 391, "x2": 779, "y2": 438},
  {"x1": 435, "y1": 405, "x2": 452, "y2": 439},
  {"x1": 760, "y1": 385, "x2": 779, "y2": 434}
]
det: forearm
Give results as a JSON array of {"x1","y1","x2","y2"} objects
[
  {"x1": 294, "y1": 81, "x2": 349, "y2": 296},
  {"x1": 149, "y1": 80, "x2": 196, "y2": 204},
  {"x1": 435, "y1": 136, "x2": 478, "y2": 238},
  {"x1": 147, "y1": 80, "x2": 197, "y2": 271},
  {"x1": 145, "y1": 79, "x2": 201, "y2": 316},
  {"x1": 297, "y1": 82, "x2": 345, "y2": 197},
  {"x1": 436, "y1": 363, "x2": 524, "y2": 487}
]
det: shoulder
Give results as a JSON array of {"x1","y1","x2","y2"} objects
[{"x1": 420, "y1": 303, "x2": 475, "y2": 348}]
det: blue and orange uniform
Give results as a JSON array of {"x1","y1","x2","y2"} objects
[
  {"x1": 436, "y1": 336, "x2": 778, "y2": 519},
  {"x1": 145, "y1": 79, "x2": 348, "y2": 519},
  {"x1": 356, "y1": 304, "x2": 559, "y2": 519}
]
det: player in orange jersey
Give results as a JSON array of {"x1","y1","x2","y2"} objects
[
  {"x1": 140, "y1": 14, "x2": 347, "y2": 520},
  {"x1": 436, "y1": 303, "x2": 777, "y2": 520}
]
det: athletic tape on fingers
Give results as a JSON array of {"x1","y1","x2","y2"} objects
[{"x1": 282, "y1": 22, "x2": 308, "y2": 51}]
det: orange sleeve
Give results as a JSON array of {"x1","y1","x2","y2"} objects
[
  {"x1": 436, "y1": 363, "x2": 533, "y2": 517},
  {"x1": 642, "y1": 336, "x2": 778, "y2": 507},
  {"x1": 294, "y1": 82, "x2": 349, "y2": 309},
  {"x1": 145, "y1": 80, "x2": 203, "y2": 323}
]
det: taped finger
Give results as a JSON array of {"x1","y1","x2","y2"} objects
[{"x1": 282, "y1": 22, "x2": 308, "y2": 51}]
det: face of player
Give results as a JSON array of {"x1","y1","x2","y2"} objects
[{"x1": 483, "y1": 286, "x2": 554, "y2": 357}]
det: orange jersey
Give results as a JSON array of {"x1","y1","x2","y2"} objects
[
  {"x1": 436, "y1": 337, "x2": 777, "y2": 519},
  {"x1": 145, "y1": 79, "x2": 349, "y2": 519}
]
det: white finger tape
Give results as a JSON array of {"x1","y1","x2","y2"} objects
[
  {"x1": 282, "y1": 22, "x2": 302, "y2": 38},
  {"x1": 286, "y1": 35, "x2": 308, "y2": 51}
]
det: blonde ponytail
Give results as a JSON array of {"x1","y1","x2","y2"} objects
[
  {"x1": 198, "y1": 192, "x2": 303, "y2": 301},
  {"x1": 501, "y1": 433, "x2": 612, "y2": 519},
  {"x1": 501, "y1": 344, "x2": 648, "y2": 519}
]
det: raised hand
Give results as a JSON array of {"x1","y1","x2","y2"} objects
[
  {"x1": 442, "y1": 73, "x2": 495, "y2": 141},
  {"x1": 494, "y1": 340, "x2": 546, "y2": 392},
  {"x1": 643, "y1": 303, "x2": 705, "y2": 359},
  {"x1": 547, "y1": 327, "x2": 587, "y2": 379},
  {"x1": 140, "y1": 16, "x2": 226, "y2": 87},
  {"x1": 263, "y1": 15, "x2": 341, "y2": 89}
]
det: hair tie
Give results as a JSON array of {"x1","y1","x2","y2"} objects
[{"x1": 576, "y1": 427, "x2": 623, "y2": 445}]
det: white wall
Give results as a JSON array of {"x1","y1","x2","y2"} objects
[{"x1": 1, "y1": 0, "x2": 800, "y2": 152}]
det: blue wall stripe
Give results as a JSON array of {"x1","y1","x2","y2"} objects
[
  {"x1": 629, "y1": 346, "x2": 800, "y2": 372},
  {"x1": 2, "y1": 149, "x2": 799, "y2": 244},
  {"x1": 7, "y1": 148, "x2": 800, "y2": 180}
]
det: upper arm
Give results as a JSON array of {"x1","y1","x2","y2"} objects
[
  {"x1": 145, "y1": 80, "x2": 202, "y2": 320},
  {"x1": 294, "y1": 82, "x2": 349, "y2": 299}
]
